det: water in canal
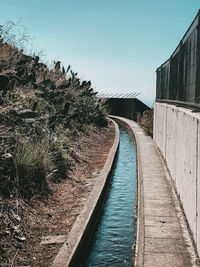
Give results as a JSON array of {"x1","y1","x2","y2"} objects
[{"x1": 84, "y1": 127, "x2": 137, "y2": 267}]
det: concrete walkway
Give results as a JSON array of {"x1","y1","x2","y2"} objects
[{"x1": 111, "y1": 116, "x2": 197, "y2": 267}]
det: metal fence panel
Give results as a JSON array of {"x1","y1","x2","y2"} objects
[{"x1": 156, "y1": 10, "x2": 200, "y2": 107}]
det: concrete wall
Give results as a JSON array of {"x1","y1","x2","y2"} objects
[
  {"x1": 107, "y1": 98, "x2": 150, "y2": 121},
  {"x1": 108, "y1": 98, "x2": 135, "y2": 120},
  {"x1": 154, "y1": 102, "x2": 200, "y2": 255}
]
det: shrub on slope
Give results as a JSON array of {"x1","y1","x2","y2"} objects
[{"x1": 0, "y1": 26, "x2": 108, "y2": 198}]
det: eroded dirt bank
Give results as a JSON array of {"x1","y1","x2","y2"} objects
[{"x1": 0, "y1": 122, "x2": 115, "y2": 267}]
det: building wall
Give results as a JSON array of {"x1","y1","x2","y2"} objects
[
  {"x1": 108, "y1": 98, "x2": 150, "y2": 121},
  {"x1": 154, "y1": 102, "x2": 200, "y2": 254},
  {"x1": 109, "y1": 99, "x2": 135, "y2": 120}
]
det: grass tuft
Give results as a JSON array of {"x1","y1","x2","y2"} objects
[{"x1": 14, "y1": 139, "x2": 52, "y2": 198}]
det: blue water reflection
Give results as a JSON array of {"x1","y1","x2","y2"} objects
[{"x1": 85, "y1": 127, "x2": 137, "y2": 267}]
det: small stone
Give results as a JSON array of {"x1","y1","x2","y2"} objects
[
  {"x1": 2, "y1": 153, "x2": 13, "y2": 160},
  {"x1": 12, "y1": 225, "x2": 21, "y2": 235},
  {"x1": 10, "y1": 210, "x2": 21, "y2": 222},
  {"x1": 40, "y1": 235, "x2": 67, "y2": 245},
  {"x1": 16, "y1": 109, "x2": 37, "y2": 118},
  {"x1": 15, "y1": 236, "x2": 26, "y2": 242}
]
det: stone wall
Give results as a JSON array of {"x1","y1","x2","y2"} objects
[{"x1": 154, "y1": 102, "x2": 200, "y2": 255}]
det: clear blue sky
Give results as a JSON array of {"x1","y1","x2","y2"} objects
[{"x1": 1, "y1": 0, "x2": 200, "y2": 107}]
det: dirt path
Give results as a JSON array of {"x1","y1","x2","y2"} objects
[{"x1": 0, "y1": 122, "x2": 115, "y2": 267}]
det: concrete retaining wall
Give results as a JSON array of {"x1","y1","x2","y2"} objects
[{"x1": 154, "y1": 102, "x2": 200, "y2": 255}]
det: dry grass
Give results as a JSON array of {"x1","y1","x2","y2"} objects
[
  {"x1": 0, "y1": 23, "x2": 109, "y2": 198},
  {"x1": 137, "y1": 109, "x2": 153, "y2": 137}
]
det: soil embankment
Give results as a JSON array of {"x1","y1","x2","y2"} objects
[
  {"x1": 0, "y1": 122, "x2": 115, "y2": 267},
  {"x1": 0, "y1": 26, "x2": 111, "y2": 267}
]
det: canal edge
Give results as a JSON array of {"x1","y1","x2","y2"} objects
[
  {"x1": 110, "y1": 115, "x2": 200, "y2": 267},
  {"x1": 109, "y1": 115, "x2": 145, "y2": 267},
  {"x1": 51, "y1": 118, "x2": 120, "y2": 267}
]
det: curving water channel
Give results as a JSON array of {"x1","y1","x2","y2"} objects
[{"x1": 84, "y1": 127, "x2": 137, "y2": 267}]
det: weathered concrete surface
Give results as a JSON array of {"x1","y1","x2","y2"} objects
[
  {"x1": 111, "y1": 115, "x2": 198, "y2": 267},
  {"x1": 154, "y1": 102, "x2": 200, "y2": 257},
  {"x1": 51, "y1": 119, "x2": 119, "y2": 267}
]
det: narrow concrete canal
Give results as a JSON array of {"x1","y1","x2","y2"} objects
[{"x1": 84, "y1": 127, "x2": 137, "y2": 266}]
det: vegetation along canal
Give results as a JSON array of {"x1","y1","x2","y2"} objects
[{"x1": 84, "y1": 127, "x2": 137, "y2": 266}]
